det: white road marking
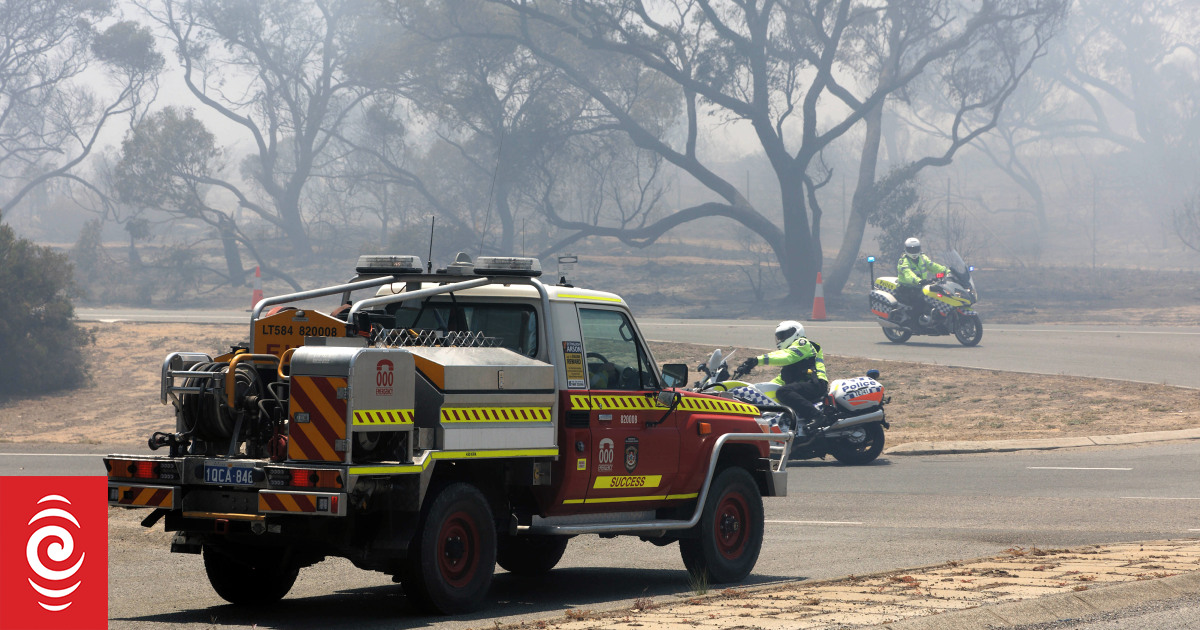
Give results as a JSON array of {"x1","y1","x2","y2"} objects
[
  {"x1": 0, "y1": 453, "x2": 102, "y2": 457},
  {"x1": 766, "y1": 520, "x2": 864, "y2": 525},
  {"x1": 1123, "y1": 497, "x2": 1200, "y2": 500},
  {"x1": 1027, "y1": 466, "x2": 1132, "y2": 471}
]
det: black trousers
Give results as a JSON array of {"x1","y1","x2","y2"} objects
[
  {"x1": 895, "y1": 284, "x2": 926, "y2": 314},
  {"x1": 777, "y1": 379, "x2": 828, "y2": 423}
]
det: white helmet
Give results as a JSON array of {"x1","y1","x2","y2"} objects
[
  {"x1": 774, "y1": 320, "x2": 805, "y2": 349},
  {"x1": 904, "y1": 237, "x2": 922, "y2": 260}
]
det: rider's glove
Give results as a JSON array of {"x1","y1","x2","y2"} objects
[
  {"x1": 920, "y1": 278, "x2": 933, "y2": 286},
  {"x1": 738, "y1": 357, "x2": 758, "y2": 373}
]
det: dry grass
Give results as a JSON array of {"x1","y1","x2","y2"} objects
[{"x1": 0, "y1": 323, "x2": 1196, "y2": 446}]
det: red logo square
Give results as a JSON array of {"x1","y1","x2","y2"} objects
[{"x1": 0, "y1": 477, "x2": 108, "y2": 630}]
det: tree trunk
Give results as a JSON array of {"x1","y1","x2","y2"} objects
[
  {"x1": 279, "y1": 190, "x2": 312, "y2": 256},
  {"x1": 825, "y1": 98, "x2": 886, "y2": 297},
  {"x1": 778, "y1": 180, "x2": 818, "y2": 308},
  {"x1": 218, "y1": 216, "x2": 246, "y2": 287}
]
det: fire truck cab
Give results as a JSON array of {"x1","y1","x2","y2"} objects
[{"x1": 105, "y1": 254, "x2": 791, "y2": 614}]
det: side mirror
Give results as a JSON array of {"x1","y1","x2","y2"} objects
[{"x1": 661, "y1": 363, "x2": 688, "y2": 388}]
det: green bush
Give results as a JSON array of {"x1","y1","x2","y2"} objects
[{"x1": 0, "y1": 224, "x2": 93, "y2": 399}]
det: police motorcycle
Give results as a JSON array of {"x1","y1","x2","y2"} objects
[
  {"x1": 867, "y1": 249, "x2": 983, "y2": 346},
  {"x1": 692, "y1": 349, "x2": 889, "y2": 465}
]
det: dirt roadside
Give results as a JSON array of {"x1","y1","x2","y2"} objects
[
  {"x1": 492, "y1": 540, "x2": 1200, "y2": 630},
  {"x1": 3, "y1": 322, "x2": 1194, "y2": 447}
]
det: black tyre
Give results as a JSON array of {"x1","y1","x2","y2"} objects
[
  {"x1": 679, "y1": 467, "x2": 763, "y2": 583},
  {"x1": 882, "y1": 326, "x2": 912, "y2": 343},
  {"x1": 829, "y1": 422, "x2": 886, "y2": 465},
  {"x1": 496, "y1": 535, "x2": 569, "y2": 576},
  {"x1": 405, "y1": 482, "x2": 496, "y2": 614},
  {"x1": 202, "y1": 543, "x2": 299, "y2": 605},
  {"x1": 954, "y1": 313, "x2": 983, "y2": 346}
]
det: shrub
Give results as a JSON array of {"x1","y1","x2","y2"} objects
[{"x1": 0, "y1": 224, "x2": 93, "y2": 399}]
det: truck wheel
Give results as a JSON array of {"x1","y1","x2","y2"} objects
[
  {"x1": 496, "y1": 535, "x2": 569, "y2": 576},
  {"x1": 404, "y1": 482, "x2": 496, "y2": 614},
  {"x1": 679, "y1": 467, "x2": 763, "y2": 583},
  {"x1": 202, "y1": 543, "x2": 299, "y2": 605}
]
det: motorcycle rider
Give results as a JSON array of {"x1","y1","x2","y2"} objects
[
  {"x1": 896, "y1": 237, "x2": 949, "y2": 325},
  {"x1": 738, "y1": 320, "x2": 829, "y2": 428}
]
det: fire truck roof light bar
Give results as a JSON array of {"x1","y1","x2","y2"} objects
[
  {"x1": 355, "y1": 255, "x2": 424, "y2": 275},
  {"x1": 519, "y1": 431, "x2": 792, "y2": 536},
  {"x1": 473, "y1": 256, "x2": 542, "y2": 277}
]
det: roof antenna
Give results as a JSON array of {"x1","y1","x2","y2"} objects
[
  {"x1": 426, "y1": 216, "x2": 435, "y2": 273},
  {"x1": 478, "y1": 130, "x2": 504, "y2": 258}
]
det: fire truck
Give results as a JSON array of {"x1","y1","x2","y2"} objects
[{"x1": 105, "y1": 254, "x2": 791, "y2": 614}]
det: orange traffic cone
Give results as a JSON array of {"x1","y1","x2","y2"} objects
[
  {"x1": 251, "y1": 266, "x2": 264, "y2": 309},
  {"x1": 811, "y1": 271, "x2": 827, "y2": 320}
]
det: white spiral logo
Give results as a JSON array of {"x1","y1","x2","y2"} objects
[{"x1": 26, "y1": 494, "x2": 85, "y2": 612}]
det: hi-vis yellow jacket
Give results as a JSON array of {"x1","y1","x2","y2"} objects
[{"x1": 897, "y1": 254, "x2": 949, "y2": 286}]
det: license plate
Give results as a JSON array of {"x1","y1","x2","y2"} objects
[{"x1": 204, "y1": 464, "x2": 255, "y2": 485}]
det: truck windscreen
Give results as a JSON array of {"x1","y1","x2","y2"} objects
[{"x1": 390, "y1": 302, "x2": 539, "y2": 358}]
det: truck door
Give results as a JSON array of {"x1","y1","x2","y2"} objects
[{"x1": 577, "y1": 307, "x2": 681, "y2": 504}]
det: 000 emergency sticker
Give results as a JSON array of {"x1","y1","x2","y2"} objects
[{"x1": 563, "y1": 341, "x2": 586, "y2": 389}]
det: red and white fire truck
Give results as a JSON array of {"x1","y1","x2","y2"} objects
[{"x1": 105, "y1": 254, "x2": 791, "y2": 614}]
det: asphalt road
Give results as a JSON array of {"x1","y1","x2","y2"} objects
[
  {"x1": 637, "y1": 318, "x2": 1200, "y2": 389},
  {"x1": 76, "y1": 309, "x2": 1200, "y2": 389},
  {"x1": 3, "y1": 441, "x2": 1199, "y2": 629}
]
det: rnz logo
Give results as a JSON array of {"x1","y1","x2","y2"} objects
[
  {"x1": 27, "y1": 495, "x2": 86, "y2": 611},
  {"x1": 0, "y1": 476, "x2": 107, "y2": 630}
]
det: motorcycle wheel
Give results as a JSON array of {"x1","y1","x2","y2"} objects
[
  {"x1": 953, "y1": 313, "x2": 983, "y2": 347},
  {"x1": 829, "y1": 423, "x2": 885, "y2": 465},
  {"x1": 882, "y1": 326, "x2": 911, "y2": 343}
]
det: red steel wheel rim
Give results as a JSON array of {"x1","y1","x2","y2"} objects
[
  {"x1": 436, "y1": 510, "x2": 480, "y2": 587},
  {"x1": 714, "y1": 491, "x2": 750, "y2": 560}
]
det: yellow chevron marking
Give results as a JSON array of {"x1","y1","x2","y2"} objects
[
  {"x1": 278, "y1": 493, "x2": 302, "y2": 512},
  {"x1": 678, "y1": 396, "x2": 759, "y2": 416},
  {"x1": 439, "y1": 406, "x2": 552, "y2": 423},
  {"x1": 568, "y1": 393, "x2": 757, "y2": 415},
  {"x1": 352, "y1": 409, "x2": 414, "y2": 425},
  {"x1": 293, "y1": 421, "x2": 340, "y2": 462},
  {"x1": 296, "y1": 377, "x2": 347, "y2": 435}
]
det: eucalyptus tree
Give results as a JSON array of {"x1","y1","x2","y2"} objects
[
  {"x1": 973, "y1": 0, "x2": 1200, "y2": 247},
  {"x1": 0, "y1": 2, "x2": 162, "y2": 220},
  {"x1": 139, "y1": 0, "x2": 393, "y2": 256},
  {"x1": 353, "y1": 3, "x2": 616, "y2": 258},
  {"x1": 113, "y1": 107, "x2": 301, "y2": 289},
  {"x1": 470, "y1": 0, "x2": 1065, "y2": 304}
]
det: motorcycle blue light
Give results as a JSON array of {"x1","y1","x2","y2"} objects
[
  {"x1": 867, "y1": 256, "x2": 875, "y2": 263},
  {"x1": 969, "y1": 266, "x2": 975, "y2": 272}
]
